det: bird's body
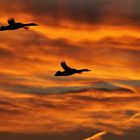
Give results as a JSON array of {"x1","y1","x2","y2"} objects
[
  {"x1": 55, "y1": 62, "x2": 90, "y2": 76},
  {"x1": 0, "y1": 18, "x2": 38, "y2": 31}
]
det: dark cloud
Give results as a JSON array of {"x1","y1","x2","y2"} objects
[
  {"x1": 28, "y1": 0, "x2": 106, "y2": 25},
  {"x1": 0, "y1": 127, "x2": 140, "y2": 140},
  {"x1": 0, "y1": 99, "x2": 26, "y2": 115},
  {"x1": 0, "y1": 130, "x2": 98, "y2": 140},
  {"x1": 104, "y1": 127, "x2": 140, "y2": 140},
  {"x1": 0, "y1": 80, "x2": 133, "y2": 97},
  {"x1": 24, "y1": 0, "x2": 140, "y2": 27},
  {"x1": 73, "y1": 95, "x2": 140, "y2": 103},
  {"x1": 90, "y1": 82, "x2": 133, "y2": 92},
  {"x1": 1, "y1": 0, "x2": 140, "y2": 27},
  {"x1": 0, "y1": 48, "x2": 14, "y2": 57},
  {"x1": 116, "y1": 80, "x2": 140, "y2": 87}
]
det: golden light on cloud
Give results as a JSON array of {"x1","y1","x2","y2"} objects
[
  {"x1": 84, "y1": 131, "x2": 107, "y2": 140},
  {"x1": 34, "y1": 25, "x2": 140, "y2": 42}
]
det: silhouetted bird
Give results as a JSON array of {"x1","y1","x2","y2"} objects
[
  {"x1": 0, "y1": 18, "x2": 38, "y2": 31},
  {"x1": 55, "y1": 61, "x2": 91, "y2": 76}
]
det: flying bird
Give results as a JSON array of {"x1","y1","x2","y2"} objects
[
  {"x1": 0, "y1": 18, "x2": 38, "y2": 31},
  {"x1": 55, "y1": 61, "x2": 91, "y2": 76}
]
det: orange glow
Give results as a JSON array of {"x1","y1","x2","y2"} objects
[
  {"x1": 34, "y1": 25, "x2": 140, "y2": 42},
  {"x1": 0, "y1": 1, "x2": 140, "y2": 140}
]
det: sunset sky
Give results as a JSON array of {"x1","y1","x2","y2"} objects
[{"x1": 0, "y1": 0, "x2": 140, "y2": 140}]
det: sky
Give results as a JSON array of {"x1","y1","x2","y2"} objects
[{"x1": 0, "y1": 0, "x2": 140, "y2": 140}]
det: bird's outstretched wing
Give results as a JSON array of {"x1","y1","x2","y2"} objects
[
  {"x1": 8, "y1": 18, "x2": 16, "y2": 25},
  {"x1": 61, "y1": 61, "x2": 73, "y2": 71}
]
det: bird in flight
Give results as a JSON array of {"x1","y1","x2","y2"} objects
[
  {"x1": 0, "y1": 18, "x2": 38, "y2": 31},
  {"x1": 55, "y1": 61, "x2": 91, "y2": 76}
]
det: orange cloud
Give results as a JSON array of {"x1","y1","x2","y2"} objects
[{"x1": 0, "y1": 1, "x2": 140, "y2": 140}]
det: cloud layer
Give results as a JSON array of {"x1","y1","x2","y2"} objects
[{"x1": 0, "y1": 1, "x2": 140, "y2": 140}]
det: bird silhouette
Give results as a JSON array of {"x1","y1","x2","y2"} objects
[
  {"x1": 55, "y1": 61, "x2": 91, "y2": 76},
  {"x1": 0, "y1": 18, "x2": 38, "y2": 31}
]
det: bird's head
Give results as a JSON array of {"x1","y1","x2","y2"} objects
[
  {"x1": 30, "y1": 23, "x2": 38, "y2": 26},
  {"x1": 82, "y1": 69, "x2": 91, "y2": 72}
]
